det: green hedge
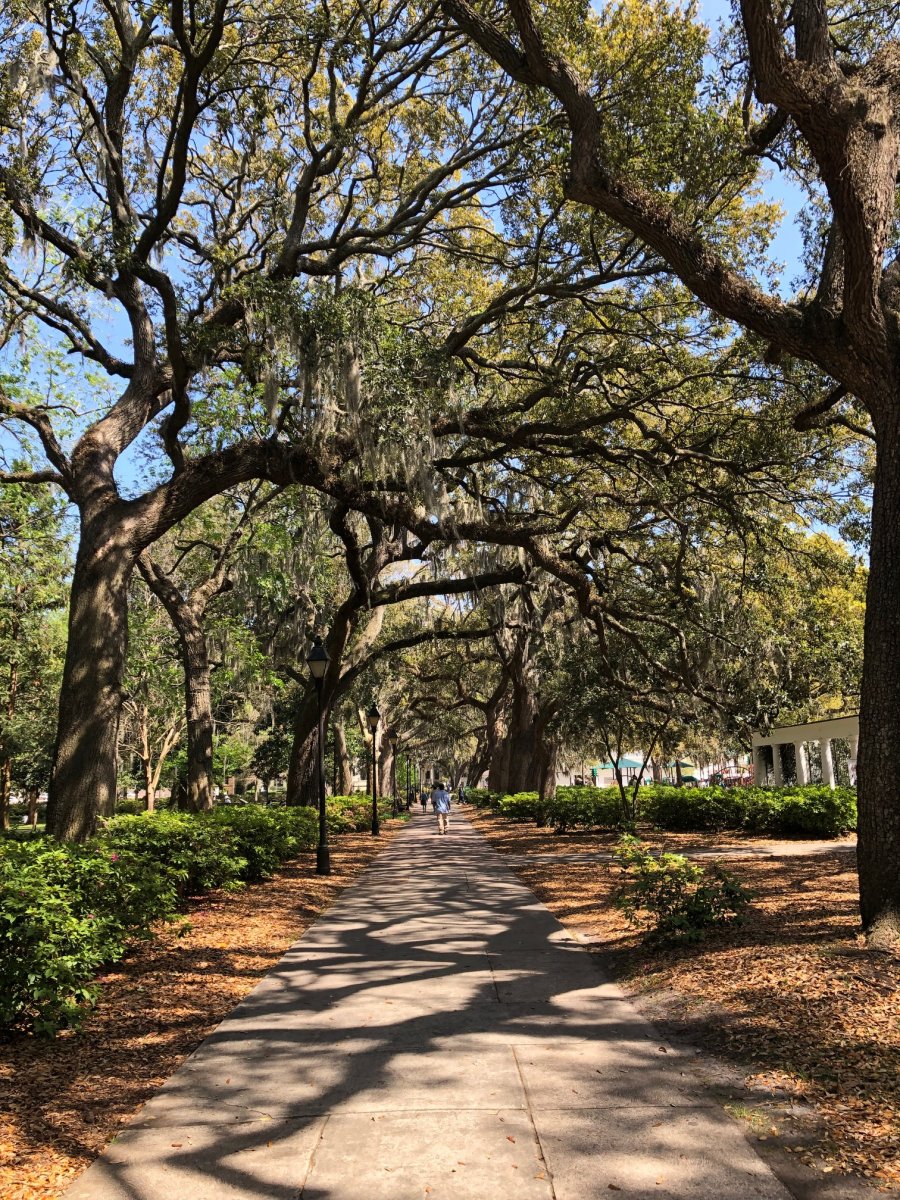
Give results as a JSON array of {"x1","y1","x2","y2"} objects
[
  {"x1": 550, "y1": 787, "x2": 627, "y2": 831},
  {"x1": 464, "y1": 788, "x2": 500, "y2": 809},
  {"x1": 485, "y1": 784, "x2": 856, "y2": 839},
  {"x1": 641, "y1": 786, "x2": 747, "y2": 832},
  {"x1": 0, "y1": 838, "x2": 177, "y2": 1034},
  {"x1": 641, "y1": 784, "x2": 856, "y2": 837},
  {"x1": 498, "y1": 792, "x2": 541, "y2": 821},
  {"x1": 1, "y1": 800, "x2": 400, "y2": 1036},
  {"x1": 327, "y1": 795, "x2": 398, "y2": 832},
  {"x1": 496, "y1": 788, "x2": 626, "y2": 829}
]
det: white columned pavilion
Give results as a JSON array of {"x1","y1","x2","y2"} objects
[
  {"x1": 796, "y1": 741, "x2": 810, "y2": 785},
  {"x1": 751, "y1": 714, "x2": 859, "y2": 788},
  {"x1": 771, "y1": 745, "x2": 783, "y2": 786}
]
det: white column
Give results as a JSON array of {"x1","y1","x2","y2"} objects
[
  {"x1": 795, "y1": 741, "x2": 809, "y2": 785},
  {"x1": 848, "y1": 736, "x2": 859, "y2": 786},
  {"x1": 771, "y1": 744, "x2": 783, "y2": 786},
  {"x1": 820, "y1": 739, "x2": 836, "y2": 789},
  {"x1": 753, "y1": 746, "x2": 767, "y2": 785}
]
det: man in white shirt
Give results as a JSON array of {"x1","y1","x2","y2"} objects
[{"x1": 431, "y1": 782, "x2": 452, "y2": 834}]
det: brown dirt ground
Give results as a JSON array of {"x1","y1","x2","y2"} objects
[
  {"x1": 0, "y1": 822, "x2": 405, "y2": 1200},
  {"x1": 468, "y1": 808, "x2": 900, "y2": 1193}
]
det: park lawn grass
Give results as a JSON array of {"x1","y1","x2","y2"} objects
[
  {"x1": 468, "y1": 808, "x2": 899, "y2": 1193},
  {"x1": 0, "y1": 820, "x2": 406, "y2": 1200}
]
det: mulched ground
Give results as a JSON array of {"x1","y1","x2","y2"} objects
[
  {"x1": 468, "y1": 809, "x2": 900, "y2": 1193},
  {"x1": 0, "y1": 822, "x2": 405, "y2": 1200}
]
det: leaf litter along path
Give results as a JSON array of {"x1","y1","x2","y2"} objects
[
  {"x1": 467, "y1": 809, "x2": 900, "y2": 1194},
  {"x1": 0, "y1": 821, "x2": 406, "y2": 1200}
]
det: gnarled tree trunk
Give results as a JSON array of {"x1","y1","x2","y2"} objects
[
  {"x1": 379, "y1": 737, "x2": 395, "y2": 808},
  {"x1": 487, "y1": 734, "x2": 510, "y2": 793},
  {"x1": 334, "y1": 717, "x2": 353, "y2": 794},
  {"x1": 537, "y1": 732, "x2": 558, "y2": 804},
  {"x1": 138, "y1": 556, "x2": 216, "y2": 812},
  {"x1": 857, "y1": 417, "x2": 900, "y2": 946},
  {"x1": 287, "y1": 715, "x2": 319, "y2": 807},
  {"x1": 46, "y1": 530, "x2": 134, "y2": 841},
  {"x1": 493, "y1": 675, "x2": 543, "y2": 794},
  {"x1": 0, "y1": 660, "x2": 18, "y2": 831},
  {"x1": 183, "y1": 630, "x2": 214, "y2": 811},
  {"x1": 0, "y1": 757, "x2": 10, "y2": 832}
]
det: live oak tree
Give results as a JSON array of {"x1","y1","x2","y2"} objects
[
  {"x1": 377, "y1": 356, "x2": 863, "y2": 800},
  {"x1": 0, "y1": 0, "x2": 674, "y2": 840},
  {"x1": 0, "y1": 0, "x2": 876, "y2": 891},
  {"x1": 241, "y1": 496, "x2": 522, "y2": 805},
  {"x1": 138, "y1": 483, "x2": 279, "y2": 811},
  {"x1": 441, "y1": 0, "x2": 900, "y2": 940},
  {"x1": 0, "y1": 0, "x2": 546, "y2": 839},
  {"x1": 382, "y1": 517, "x2": 865, "y2": 811}
]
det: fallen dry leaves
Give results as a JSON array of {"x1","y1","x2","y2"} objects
[
  {"x1": 0, "y1": 822, "x2": 404, "y2": 1200},
  {"x1": 469, "y1": 809, "x2": 899, "y2": 1193}
]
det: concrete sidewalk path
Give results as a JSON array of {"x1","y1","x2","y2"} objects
[{"x1": 66, "y1": 811, "x2": 793, "y2": 1200}]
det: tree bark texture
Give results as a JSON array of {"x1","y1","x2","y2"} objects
[
  {"x1": 489, "y1": 668, "x2": 544, "y2": 794},
  {"x1": 176, "y1": 622, "x2": 214, "y2": 811},
  {"x1": 286, "y1": 684, "x2": 327, "y2": 806},
  {"x1": 334, "y1": 718, "x2": 353, "y2": 794},
  {"x1": 378, "y1": 739, "x2": 394, "y2": 804},
  {"x1": 0, "y1": 758, "x2": 10, "y2": 831},
  {"x1": 857, "y1": 417, "x2": 900, "y2": 946},
  {"x1": 0, "y1": 660, "x2": 18, "y2": 831},
  {"x1": 138, "y1": 557, "x2": 216, "y2": 812},
  {"x1": 537, "y1": 734, "x2": 558, "y2": 803},
  {"x1": 141, "y1": 750, "x2": 155, "y2": 812},
  {"x1": 46, "y1": 534, "x2": 133, "y2": 841}
]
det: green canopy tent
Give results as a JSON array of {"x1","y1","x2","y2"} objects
[
  {"x1": 598, "y1": 757, "x2": 647, "y2": 785},
  {"x1": 665, "y1": 759, "x2": 699, "y2": 783}
]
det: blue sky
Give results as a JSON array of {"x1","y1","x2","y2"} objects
[{"x1": 695, "y1": 0, "x2": 807, "y2": 291}]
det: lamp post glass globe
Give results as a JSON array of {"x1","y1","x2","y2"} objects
[
  {"x1": 305, "y1": 636, "x2": 331, "y2": 875},
  {"x1": 306, "y1": 637, "x2": 330, "y2": 681},
  {"x1": 366, "y1": 703, "x2": 381, "y2": 732}
]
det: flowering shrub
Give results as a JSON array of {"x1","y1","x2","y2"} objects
[{"x1": 613, "y1": 834, "x2": 752, "y2": 944}]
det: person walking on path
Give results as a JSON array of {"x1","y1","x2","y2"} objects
[
  {"x1": 431, "y1": 781, "x2": 452, "y2": 834},
  {"x1": 419, "y1": 788, "x2": 428, "y2": 814}
]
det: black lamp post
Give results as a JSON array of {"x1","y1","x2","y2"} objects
[
  {"x1": 367, "y1": 702, "x2": 381, "y2": 836},
  {"x1": 406, "y1": 753, "x2": 411, "y2": 811},
  {"x1": 390, "y1": 737, "x2": 399, "y2": 814},
  {"x1": 306, "y1": 636, "x2": 331, "y2": 875}
]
